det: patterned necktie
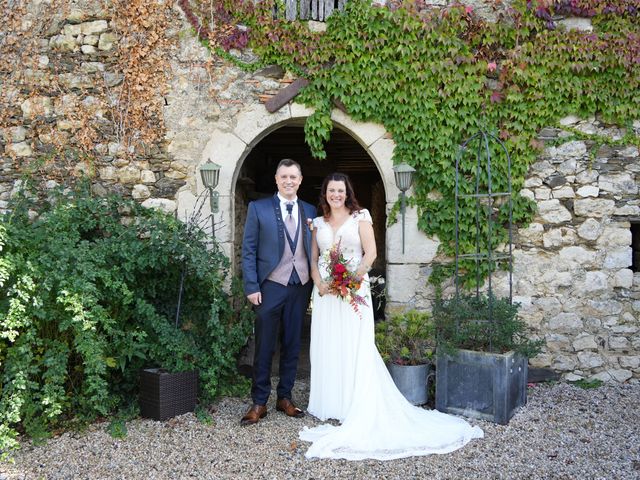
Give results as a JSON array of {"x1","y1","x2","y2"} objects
[{"x1": 285, "y1": 202, "x2": 296, "y2": 238}]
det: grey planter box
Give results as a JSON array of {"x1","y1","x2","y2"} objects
[
  {"x1": 388, "y1": 363, "x2": 434, "y2": 406},
  {"x1": 436, "y1": 349, "x2": 527, "y2": 425}
]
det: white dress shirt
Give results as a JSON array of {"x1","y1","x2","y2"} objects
[{"x1": 277, "y1": 193, "x2": 299, "y2": 228}]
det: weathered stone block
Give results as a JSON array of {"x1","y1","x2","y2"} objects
[
  {"x1": 619, "y1": 356, "x2": 640, "y2": 369},
  {"x1": 542, "y1": 227, "x2": 577, "y2": 248},
  {"x1": 84, "y1": 34, "x2": 99, "y2": 46},
  {"x1": 49, "y1": 34, "x2": 77, "y2": 51},
  {"x1": 576, "y1": 185, "x2": 599, "y2": 198},
  {"x1": 386, "y1": 206, "x2": 439, "y2": 264},
  {"x1": 5, "y1": 142, "x2": 32, "y2": 157},
  {"x1": 558, "y1": 246, "x2": 596, "y2": 267},
  {"x1": 552, "y1": 355, "x2": 577, "y2": 371},
  {"x1": 81, "y1": 20, "x2": 109, "y2": 35},
  {"x1": 583, "y1": 271, "x2": 608, "y2": 292},
  {"x1": 546, "y1": 141, "x2": 587, "y2": 160},
  {"x1": 613, "y1": 269, "x2": 634, "y2": 288},
  {"x1": 140, "y1": 170, "x2": 156, "y2": 184},
  {"x1": 81, "y1": 45, "x2": 97, "y2": 55},
  {"x1": 619, "y1": 146, "x2": 639, "y2": 158},
  {"x1": 609, "y1": 336, "x2": 630, "y2": 350},
  {"x1": 572, "y1": 334, "x2": 597, "y2": 351},
  {"x1": 534, "y1": 187, "x2": 551, "y2": 200},
  {"x1": 98, "y1": 32, "x2": 118, "y2": 51},
  {"x1": 577, "y1": 351, "x2": 603, "y2": 368},
  {"x1": 233, "y1": 103, "x2": 291, "y2": 145},
  {"x1": 63, "y1": 24, "x2": 82, "y2": 36},
  {"x1": 575, "y1": 169, "x2": 598, "y2": 184},
  {"x1": 131, "y1": 184, "x2": 151, "y2": 200},
  {"x1": 99, "y1": 166, "x2": 117, "y2": 181},
  {"x1": 587, "y1": 299, "x2": 623, "y2": 316},
  {"x1": 599, "y1": 173, "x2": 638, "y2": 195},
  {"x1": 201, "y1": 130, "x2": 248, "y2": 196},
  {"x1": 21, "y1": 96, "x2": 53, "y2": 119},
  {"x1": 559, "y1": 115, "x2": 580, "y2": 126},
  {"x1": 517, "y1": 222, "x2": 543, "y2": 244},
  {"x1": 546, "y1": 333, "x2": 571, "y2": 351},
  {"x1": 604, "y1": 248, "x2": 632, "y2": 269},
  {"x1": 591, "y1": 369, "x2": 632, "y2": 383},
  {"x1": 552, "y1": 186, "x2": 574, "y2": 199},
  {"x1": 596, "y1": 226, "x2": 631, "y2": 247},
  {"x1": 538, "y1": 199, "x2": 572, "y2": 223},
  {"x1": 577, "y1": 218, "x2": 602, "y2": 240},
  {"x1": 2, "y1": 126, "x2": 27, "y2": 143},
  {"x1": 574, "y1": 198, "x2": 615, "y2": 218},
  {"x1": 524, "y1": 177, "x2": 542, "y2": 188},
  {"x1": 386, "y1": 264, "x2": 419, "y2": 304},
  {"x1": 81, "y1": 62, "x2": 105, "y2": 73},
  {"x1": 117, "y1": 166, "x2": 140, "y2": 185},
  {"x1": 548, "y1": 313, "x2": 583, "y2": 333}
]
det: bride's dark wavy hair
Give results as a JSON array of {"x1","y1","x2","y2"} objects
[{"x1": 318, "y1": 172, "x2": 362, "y2": 218}]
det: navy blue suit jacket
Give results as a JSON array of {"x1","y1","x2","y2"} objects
[{"x1": 242, "y1": 194, "x2": 317, "y2": 296}]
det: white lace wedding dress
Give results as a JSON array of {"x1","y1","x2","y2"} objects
[{"x1": 300, "y1": 209, "x2": 483, "y2": 461}]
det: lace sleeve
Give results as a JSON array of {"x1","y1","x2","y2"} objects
[{"x1": 355, "y1": 209, "x2": 373, "y2": 225}]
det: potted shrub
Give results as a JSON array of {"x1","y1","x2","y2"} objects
[
  {"x1": 375, "y1": 310, "x2": 435, "y2": 405},
  {"x1": 433, "y1": 293, "x2": 544, "y2": 424}
]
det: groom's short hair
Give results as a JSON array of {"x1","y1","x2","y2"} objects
[{"x1": 276, "y1": 158, "x2": 302, "y2": 175}]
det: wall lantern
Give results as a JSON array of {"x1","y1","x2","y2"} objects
[
  {"x1": 199, "y1": 159, "x2": 221, "y2": 238},
  {"x1": 392, "y1": 162, "x2": 415, "y2": 254}
]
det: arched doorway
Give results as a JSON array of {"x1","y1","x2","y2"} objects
[{"x1": 235, "y1": 123, "x2": 387, "y2": 315}]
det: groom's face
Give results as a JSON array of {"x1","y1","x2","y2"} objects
[{"x1": 275, "y1": 165, "x2": 302, "y2": 201}]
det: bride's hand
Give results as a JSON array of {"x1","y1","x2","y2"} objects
[{"x1": 317, "y1": 282, "x2": 329, "y2": 296}]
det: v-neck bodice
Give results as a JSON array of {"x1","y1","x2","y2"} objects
[{"x1": 314, "y1": 209, "x2": 372, "y2": 274}]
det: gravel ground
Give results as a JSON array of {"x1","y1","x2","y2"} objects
[{"x1": 1, "y1": 381, "x2": 639, "y2": 480}]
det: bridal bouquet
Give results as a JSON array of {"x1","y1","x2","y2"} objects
[{"x1": 324, "y1": 240, "x2": 368, "y2": 317}]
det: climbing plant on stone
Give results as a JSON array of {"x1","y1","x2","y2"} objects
[{"x1": 181, "y1": 0, "x2": 639, "y2": 279}]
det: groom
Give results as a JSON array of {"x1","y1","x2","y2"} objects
[{"x1": 240, "y1": 158, "x2": 316, "y2": 426}]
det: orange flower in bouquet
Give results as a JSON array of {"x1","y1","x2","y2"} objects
[{"x1": 325, "y1": 239, "x2": 368, "y2": 317}]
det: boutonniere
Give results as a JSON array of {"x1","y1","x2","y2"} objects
[{"x1": 306, "y1": 218, "x2": 314, "y2": 231}]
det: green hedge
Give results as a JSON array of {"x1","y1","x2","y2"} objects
[{"x1": 0, "y1": 183, "x2": 252, "y2": 456}]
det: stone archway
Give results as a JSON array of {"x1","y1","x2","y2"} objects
[{"x1": 176, "y1": 103, "x2": 439, "y2": 308}]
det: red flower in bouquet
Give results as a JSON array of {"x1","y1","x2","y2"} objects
[{"x1": 324, "y1": 239, "x2": 368, "y2": 317}]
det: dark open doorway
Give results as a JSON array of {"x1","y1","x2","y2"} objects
[
  {"x1": 235, "y1": 123, "x2": 386, "y2": 277},
  {"x1": 235, "y1": 123, "x2": 387, "y2": 379}
]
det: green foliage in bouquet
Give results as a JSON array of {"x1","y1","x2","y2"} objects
[{"x1": 0, "y1": 182, "x2": 252, "y2": 457}]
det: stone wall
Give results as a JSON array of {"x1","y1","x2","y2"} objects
[
  {"x1": 513, "y1": 118, "x2": 640, "y2": 383},
  {"x1": 1, "y1": 0, "x2": 639, "y2": 382}
]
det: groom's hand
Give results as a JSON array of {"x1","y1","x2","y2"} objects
[{"x1": 247, "y1": 292, "x2": 262, "y2": 305}]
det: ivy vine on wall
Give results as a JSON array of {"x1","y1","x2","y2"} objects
[{"x1": 181, "y1": 0, "x2": 639, "y2": 279}]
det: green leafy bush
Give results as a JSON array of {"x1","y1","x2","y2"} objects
[
  {"x1": 375, "y1": 310, "x2": 435, "y2": 366},
  {"x1": 433, "y1": 294, "x2": 543, "y2": 358},
  {"x1": 0, "y1": 184, "x2": 252, "y2": 456}
]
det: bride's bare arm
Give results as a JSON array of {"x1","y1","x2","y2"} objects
[
  {"x1": 310, "y1": 228, "x2": 329, "y2": 295},
  {"x1": 356, "y1": 220, "x2": 377, "y2": 278}
]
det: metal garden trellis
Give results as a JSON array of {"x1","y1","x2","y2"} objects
[{"x1": 454, "y1": 129, "x2": 514, "y2": 352}]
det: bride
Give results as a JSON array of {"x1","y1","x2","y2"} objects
[{"x1": 300, "y1": 172, "x2": 483, "y2": 461}]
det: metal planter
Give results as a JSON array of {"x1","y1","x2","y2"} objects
[
  {"x1": 388, "y1": 363, "x2": 433, "y2": 406},
  {"x1": 435, "y1": 349, "x2": 527, "y2": 425}
]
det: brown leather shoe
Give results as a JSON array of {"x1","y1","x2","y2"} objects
[
  {"x1": 276, "y1": 398, "x2": 305, "y2": 418},
  {"x1": 240, "y1": 404, "x2": 267, "y2": 426}
]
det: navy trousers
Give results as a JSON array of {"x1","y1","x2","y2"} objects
[{"x1": 252, "y1": 279, "x2": 312, "y2": 405}]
